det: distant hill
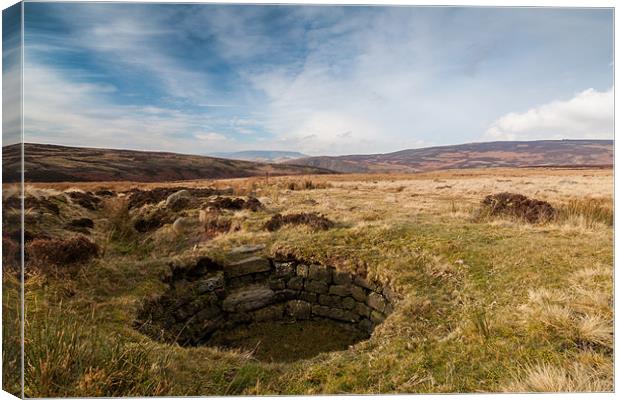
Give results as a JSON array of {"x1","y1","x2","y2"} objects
[
  {"x1": 2, "y1": 143, "x2": 334, "y2": 183},
  {"x1": 210, "y1": 150, "x2": 307, "y2": 163},
  {"x1": 285, "y1": 140, "x2": 613, "y2": 173}
]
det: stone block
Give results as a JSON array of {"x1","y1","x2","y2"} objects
[
  {"x1": 197, "y1": 274, "x2": 224, "y2": 293},
  {"x1": 253, "y1": 304, "x2": 284, "y2": 322},
  {"x1": 305, "y1": 279, "x2": 329, "y2": 294},
  {"x1": 333, "y1": 271, "x2": 353, "y2": 285},
  {"x1": 351, "y1": 285, "x2": 368, "y2": 302},
  {"x1": 286, "y1": 300, "x2": 312, "y2": 319},
  {"x1": 358, "y1": 318, "x2": 373, "y2": 333},
  {"x1": 268, "y1": 277, "x2": 286, "y2": 290},
  {"x1": 296, "y1": 264, "x2": 309, "y2": 278},
  {"x1": 274, "y1": 289, "x2": 298, "y2": 302},
  {"x1": 287, "y1": 276, "x2": 304, "y2": 290},
  {"x1": 274, "y1": 261, "x2": 295, "y2": 277},
  {"x1": 355, "y1": 302, "x2": 372, "y2": 317},
  {"x1": 222, "y1": 284, "x2": 275, "y2": 312},
  {"x1": 225, "y1": 257, "x2": 271, "y2": 278},
  {"x1": 299, "y1": 291, "x2": 317, "y2": 303},
  {"x1": 308, "y1": 264, "x2": 332, "y2": 282},
  {"x1": 370, "y1": 310, "x2": 386, "y2": 324},
  {"x1": 342, "y1": 297, "x2": 356, "y2": 310},
  {"x1": 318, "y1": 294, "x2": 342, "y2": 308},
  {"x1": 367, "y1": 292, "x2": 387, "y2": 313},
  {"x1": 329, "y1": 284, "x2": 351, "y2": 297},
  {"x1": 354, "y1": 276, "x2": 379, "y2": 291}
]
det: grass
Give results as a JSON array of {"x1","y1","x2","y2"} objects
[{"x1": 4, "y1": 167, "x2": 613, "y2": 395}]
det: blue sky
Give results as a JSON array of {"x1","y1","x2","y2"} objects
[{"x1": 10, "y1": 3, "x2": 615, "y2": 155}]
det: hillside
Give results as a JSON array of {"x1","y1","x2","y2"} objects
[
  {"x1": 209, "y1": 150, "x2": 307, "y2": 163},
  {"x1": 2, "y1": 143, "x2": 334, "y2": 183},
  {"x1": 286, "y1": 140, "x2": 613, "y2": 173}
]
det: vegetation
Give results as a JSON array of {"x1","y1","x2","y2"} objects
[{"x1": 3, "y1": 167, "x2": 613, "y2": 395}]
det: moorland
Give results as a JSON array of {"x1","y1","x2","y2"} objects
[{"x1": 2, "y1": 160, "x2": 613, "y2": 396}]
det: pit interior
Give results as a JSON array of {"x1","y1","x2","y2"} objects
[{"x1": 135, "y1": 255, "x2": 397, "y2": 362}]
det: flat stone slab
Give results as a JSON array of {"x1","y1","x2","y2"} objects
[
  {"x1": 229, "y1": 244, "x2": 266, "y2": 255},
  {"x1": 225, "y1": 256, "x2": 271, "y2": 278},
  {"x1": 223, "y1": 284, "x2": 275, "y2": 312}
]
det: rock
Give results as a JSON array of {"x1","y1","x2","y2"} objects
[
  {"x1": 308, "y1": 264, "x2": 332, "y2": 282},
  {"x1": 166, "y1": 190, "x2": 191, "y2": 210},
  {"x1": 274, "y1": 261, "x2": 295, "y2": 277},
  {"x1": 229, "y1": 244, "x2": 266, "y2": 255},
  {"x1": 305, "y1": 279, "x2": 329, "y2": 294},
  {"x1": 355, "y1": 302, "x2": 372, "y2": 317},
  {"x1": 172, "y1": 217, "x2": 194, "y2": 235},
  {"x1": 299, "y1": 292, "x2": 317, "y2": 303},
  {"x1": 370, "y1": 310, "x2": 386, "y2": 324},
  {"x1": 223, "y1": 284, "x2": 275, "y2": 312},
  {"x1": 312, "y1": 305, "x2": 358, "y2": 322},
  {"x1": 274, "y1": 289, "x2": 298, "y2": 302},
  {"x1": 318, "y1": 294, "x2": 341, "y2": 308},
  {"x1": 329, "y1": 285, "x2": 351, "y2": 297},
  {"x1": 351, "y1": 285, "x2": 367, "y2": 302},
  {"x1": 225, "y1": 256, "x2": 271, "y2": 278},
  {"x1": 286, "y1": 300, "x2": 312, "y2": 319},
  {"x1": 333, "y1": 271, "x2": 352, "y2": 285},
  {"x1": 354, "y1": 276, "x2": 379, "y2": 291},
  {"x1": 268, "y1": 276, "x2": 286, "y2": 290},
  {"x1": 287, "y1": 276, "x2": 304, "y2": 290},
  {"x1": 367, "y1": 292, "x2": 387, "y2": 313},
  {"x1": 359, "y1": 319, "x2": 373, "y2": 333},
  {"x1": 253, "y1": 304, "x2": 284, "y2": 322},
  {"x1": 197, "y1": 274, "x2": 224, "y2": 293},
  {"x1": 296, "y1": 264, "x2": 309, "y2": 278},
  {"x1": 342, "y1": 297, "x2": 356, "y2": 310}
]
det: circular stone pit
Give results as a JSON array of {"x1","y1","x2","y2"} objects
[{"x1": 135, "y1": 255, "x2": 398, "y2": 362}]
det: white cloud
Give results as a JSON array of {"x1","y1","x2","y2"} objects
[{"x1": 485, "y1": 88, "x2": 613, "y2": 141}]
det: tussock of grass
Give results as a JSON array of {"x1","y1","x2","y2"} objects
[
  {"x1": 503, "y1": 360, "x2": 612, "y2": 392},
  {"x1": 556, "y1": 198, "x2": 613, "y2": 229}
]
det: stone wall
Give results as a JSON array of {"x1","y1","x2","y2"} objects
[{"x1": 135, "y1": 256, "x2": 398, "y2": 346}]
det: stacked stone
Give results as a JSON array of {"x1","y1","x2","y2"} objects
[{"x1": 138, "y1": 255, "x2": 397, "y2": 345}]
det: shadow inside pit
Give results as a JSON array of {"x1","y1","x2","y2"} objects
[{"x1": 205, "y1": 320, "x2": 369, "y2": 363}]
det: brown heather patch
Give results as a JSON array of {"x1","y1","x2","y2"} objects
[
  {"x1": 263, "y1": 212, "x2": 335, "y2": 232},
  {"x1": 205, "y1": 196, "x2": 263, "y2": 211},
  {"x1": 478, "y1": 192, "x2": 556, "y2": 223},
  {"x1": 26, "y1": 236, "x2": 99, "y2": 267}
]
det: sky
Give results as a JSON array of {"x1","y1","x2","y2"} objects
[{"x1": 3, "y1": 3, "x2": 614, "y2": 155}]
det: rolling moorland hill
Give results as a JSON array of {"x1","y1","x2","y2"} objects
[
  {"x1": 1, "y1": 143, "x2": 333, "y2": 183},
  {"x1": 285, "y1": 139, "x2": 613, "y2": 173},
  {"x1": 209, "y1": 150, "x2": 307, "y2": 163}
]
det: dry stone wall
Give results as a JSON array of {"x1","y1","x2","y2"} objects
[{"x1": 136, "y1": 256, "x2": 398, "y2": 346}]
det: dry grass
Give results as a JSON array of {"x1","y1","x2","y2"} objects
[
  {"x1": 503, "y1": 360, "x2": 612, "y2": 392},
  {"x1": 9, "y1": 167, "x2": 613, "y2": 395}
]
